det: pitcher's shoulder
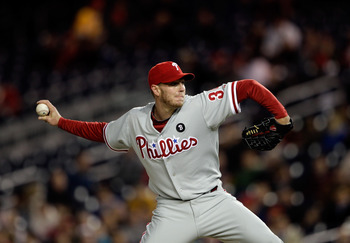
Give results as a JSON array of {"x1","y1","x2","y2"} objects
[{"x1": 130, "y1": 102, "x2": 153, "y2": 112}]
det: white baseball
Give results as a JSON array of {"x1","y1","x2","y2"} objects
[{"x1": 36, "y1": 103, "x2": 50, "y2": 116}]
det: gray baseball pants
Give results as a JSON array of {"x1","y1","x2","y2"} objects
[{"x1": 140, "y1": 187, "x2": 283, "y2": 243}]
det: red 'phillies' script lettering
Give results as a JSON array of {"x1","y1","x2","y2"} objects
[{"x1": 135, "y1": 136, "x2": 198, "y2": 159}]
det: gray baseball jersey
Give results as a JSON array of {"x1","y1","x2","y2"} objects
[
  {"x1": 104, "y1": 81, "x2": 283, "y2": 243},
  {"x1": 104, "y1": 82, "x2": 240, "y2": 200}
]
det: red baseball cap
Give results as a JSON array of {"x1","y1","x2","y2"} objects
[{"x1": 148, "y1": 61, "x2": 195, "y2": 88}]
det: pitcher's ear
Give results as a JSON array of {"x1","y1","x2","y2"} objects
[{"x1": 151, "y1": 84, "x2": 160, "y2": 97}]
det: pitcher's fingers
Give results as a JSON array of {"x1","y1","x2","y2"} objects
[{"x1": 38, "y1": 115, "x2": 48, "y2": 121}]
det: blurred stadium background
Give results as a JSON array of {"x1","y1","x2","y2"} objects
[{"x1": 0, "y1": 0, "x2": 350, "y2": 242}]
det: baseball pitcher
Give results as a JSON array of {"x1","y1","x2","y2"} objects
[{"x1": 37, "y1": 61, "x2": 292, "y2": 243}]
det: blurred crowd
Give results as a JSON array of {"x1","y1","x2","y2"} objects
[{"x1": 1, "y1": 0, "x2": 350, "y2": 242}]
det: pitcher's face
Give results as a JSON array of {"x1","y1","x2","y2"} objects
[{"x1": 157, "y1": 79, "x2": 186, "y2": 109}]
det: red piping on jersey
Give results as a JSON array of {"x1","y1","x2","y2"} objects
[
  {"x1": 140, "y1": 222, "x2": 151, "y2": 243},
  {"x1": 103, "y1": 124, "x2": 129, "y2": 152},
  {"x1": 231, "y1": 81, "x2": 239, "y2": 114}
]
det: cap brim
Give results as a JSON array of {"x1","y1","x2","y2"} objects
[
  {"x1": 162, "y1": 73, "x2": 195, "y2": 84},
  {"x1": 183, "y1": 73, "x2": 195, "y2": 81}
]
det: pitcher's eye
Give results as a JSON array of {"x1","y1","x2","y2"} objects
[
  {"x1": 162, "y1": 79, "x2": 185, "y2": 87},
  {"x1": 165, "y1": 81, "x2": 183, "y2": 86},
  {"x1": 168, "y1": 82, "x2": 179, "y2": 86}
]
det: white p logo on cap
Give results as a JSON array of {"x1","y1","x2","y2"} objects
[{"x1": 172, "y1": 62, "x2": 179, "y2": 71}]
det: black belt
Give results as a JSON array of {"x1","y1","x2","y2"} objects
[
  {"x1": 210, "y1": 186, "x2": 218, "y2": 192},
  {"x1": 203, "y1": 186, "x2": 218, "y2": 195}
]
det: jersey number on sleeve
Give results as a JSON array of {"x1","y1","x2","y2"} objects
[{"x1": 208, "y1": 90, "x2": 224, "y2": 101}]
